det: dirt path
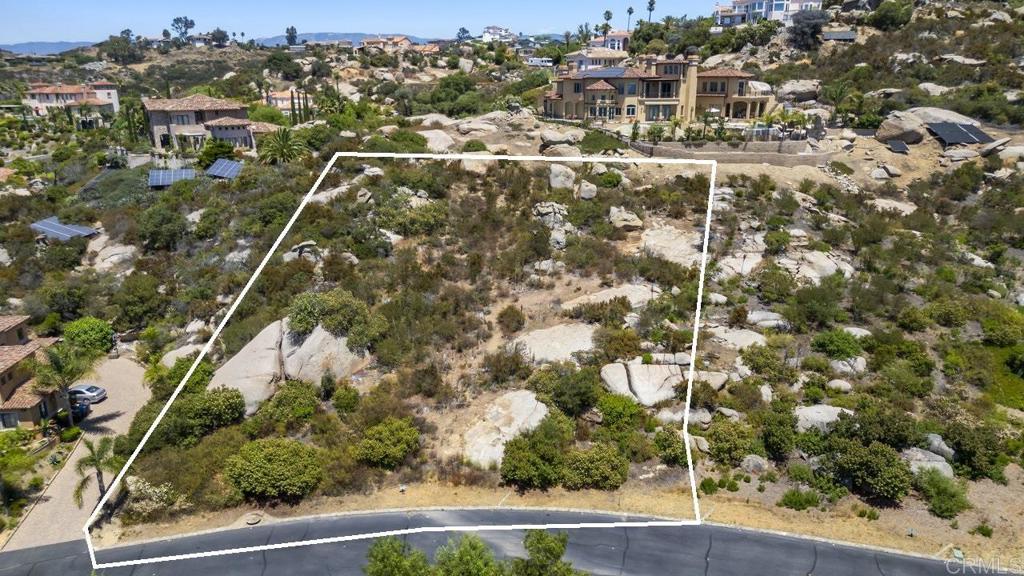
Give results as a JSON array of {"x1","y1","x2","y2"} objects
[{"x1": 2, "y1": 356, "x2": 149, "y2": 551}]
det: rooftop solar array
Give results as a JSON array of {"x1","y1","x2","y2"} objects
[
  {"x1": 206, "y1": 158, "x2": 243, "y2": 179},
  {"x1": 926, "y1": 122, "x2": 994, "y2": 146},
  {"x1": 148, "y1": 169, "x2": 196, "y2": 188},
  {"x1": 30, "y1": 216, "x2": 97, "y2": 242},
  {"x1": 887, "y1": 140, "x2": 910, "y2": 154}
]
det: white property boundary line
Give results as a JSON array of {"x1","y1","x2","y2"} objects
[{"x1": 82, "y1": 152, "x2": 718, "y2": 569}]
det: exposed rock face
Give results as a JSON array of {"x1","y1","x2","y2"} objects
[
  {"x1": 549, "y1": 164, "x2": 576, "y2": 189},
  {"x1": 160, "y1": 343, "x2": 204, "y2": 368},
  {"x1": 694, "y1": 370, "x2": 729, "y2": 391},
  {"x1": 826, "y1": 379, "x2": 853, "y2": 393},
  {"x1": 794, "y1": 404, "x2": 853, "y2": 433},
  {"x1": 463, "y1": 390, "x2": 548, "y2": 468},
  {"x1": 280, "y1": 320, "x2": 369, "y2": 384},
  {"x1": 830, "y1": 356, "x2": 867, "y2": 375},
  {"x1": 563, "y1": 283, "x2": 662, "y2": 310},
  {"x1": 907, "y1": 107, "x2": 979, "y2": 126},
  {"x1": 411, "y1": 113, "x2": 457, "y2": 127},
  {"x1": 457, "y1": 120, "x2": 498, "y2": 136},
  {"x1": 209, "y1": 320, "x2": 284, "y2": 416},
  {"x1": 515, "y1": 323, "x2": 595, "y2": 364},
  {"x1": 778, "y1": 79, "x2": 821, "y2": 102},
  {"x1": 708, "y1": 325, "x2": 767, "y2": 350},
  {"x1": 532, "y1": 201, "x2": 576, "y2": 249},
  {"x1": 600, "y1": 362, "x2": 682, "y2": 406},
  {"x1": 420, "y1": 129, "x2": 456, "y2": 152},
  {"x1": 689, "y1": 408, "x2": 713, "y2": 428},
  {"x1": 741, "y1": 454, "x2": 770, "y2": 474},
  {"x1": 918, "y1": 83, "x2": 952, "y2": 97},
  {"x1": 842, "y1": 326, "x2": 872, "y2": 338},
  {"x1": 609, "y1": 206, "x2": 643, "y2": 230},
  {"x1": 540, "y1": 129, "x2": 586, "y2": 147},
  {"x1": 578, "y1": 181, "x2": 598, "y2": 200},
  {"x1": 640, "y1": 224, "x2": 703, "y2": 267},
  {"x1": 460, "y1": 152, "x2": 493, "y2": 175},
  {"x1": 926, "y1": 434, "x2": 955, "y2": 461},
  {"x1": 902, "y1": 447, "x2": 954, "y2": 478},
  {"x1": 541, "y1": 144, "x2": 583, "y2": 158},
  {"x1": 747, "y1": 310, "x2": 788, "y2": 330},
  {"x1": 875, "y1": 111, "x2": 926, "y2": 144}
]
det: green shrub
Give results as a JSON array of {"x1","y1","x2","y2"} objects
[
  {"x1": 60, "y1": 426, "x2": 82, "y2": 443},
  {"x1": 62, "y1": 317, "x2": 113, "y2": 354},
  {"x1": 825, "y1": 440, "x2": 912, "y2": 503},
  {"x1": 497, "y1": 305, "x2": 526, "y2": 336},
  {"x1": 225, "y1": 438, "x2": 323, "y2": 501},
  {"x1": 764, "y1": 230, "x2": 791, "y2": 255},
  {"x1": 699, "y1": 477, "x2": 719, "y2": 495},
  {"x1": 914, "y1": 468, "x2": 970, "y2": 519},
  {"x1": 332, "y1": 384, "x2": 360, "y2": 414},
  {"x1": 778, "y1": 488, "x2": 820, "y2": 511},
  {"x1": 244, "y1": 380, "x2": 318, "y2": 437},
  {"x1": 970, "y1": 523, "x2": 993, "y2": 538},
  {"x1": 706, "y1": 419, "x2": 757, "y2": 467},
  {"x1": 500, "y1": 412, "x2": 574, "y2": 490},
  {"x1": 561, "y1": 443, "x2": 629, "y2": 490},
  {"x1": 597, "y1": 171, "x2": 622, "y2": 188},
  {"x1": 811, "y1": 330, "x2": 862, "y2": 359},
  {"x1": 654, "y1": 429, "x2": 687, "y2": 466},
  {"x1": 461, "y1": 139, "x2": 488, "y2": 152},
  {"x1": 867, "y1": 0, "x2": 912, "y2": 30},
  {"x1": 356, "y1": 417, "x2": 420, "y2": 469}
]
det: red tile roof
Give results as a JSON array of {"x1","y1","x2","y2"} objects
[
  {"x1": 0, "y1": 316, "x2": 28, "y2": 334},
  {"x1": 203, "y1": 116, "x2": 252, "y2": 127},
  {"x1": 27, "y1": 84, "x2": 90, "y2": 95},
  {"x1": 0, "y1": 341, "x2": 43, "y2": 374},
  {"x1": 142, "y1": 94, "x2": 246, "y2": 112},
  {"x1": 586, "y1": 80, "x2": 617, "y2": 91},
  {"x1": 0, "y1": 380, "x2": 45, "y2": 410},
  {"x1": 698, "y1": 68, "x2": 753, "y2": 78}
]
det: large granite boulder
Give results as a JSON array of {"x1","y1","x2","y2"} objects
[
  {"x1": 901, "y1": 447, "x2": 954, "y2": 478},
  {"x1": 540, "y1": 128, "x2": 585, "y2": 147},
  {"x1": 549, "y1": 164, "x2": 576, "y2": 189},
  {"x1": 515, "y1": 323, "x2": 595, "y2": 364},
  {"x1": 280, "y1": 319, "x2": 370, "y2": 384},
  {"x1": 609, "y1": 206, "x2": 643, "y2": 230},
  {"x1": 875, "y1": 111, "x2": 927, "y2": 144},
  {"x1": 906, "y1": 107, "x2": 979, "y2": 126},
  {"x1": 794, "y1": 404, "x2": 853, "y2": 433},
  {"x1": 563, "y1": 283, "x2": 662, "y2": 310},
  {"x1": 420, "y1": 129, "x2": 456, "y2": 152},
  {"x1": 463, "y1": 390, "x2": 549, "y2": 468},
  {"x1": 777, "y1": 79, "x2": 821, "y2": 102},
  {"x1": 209, "y1": 320, "x2": 283, "y2": 416},
  {"x1": 600, "y1": 363, "x2": 682, "y2": 406},
  {"x1": 640, "y1": 225, "x2": 703, "y2": 267},
  {"x1": 160, "y1": 343, "x2": 204, "y2": 368},
  {"x1": 926, "y1": 433, "x2": 955, "y2": 461}
]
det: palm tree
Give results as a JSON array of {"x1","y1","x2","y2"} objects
[
  {"x1": 669, "y1": 116, "x2": 682, "y2": 140},
  {"x1": 32, "y1": 344, "x2": 96, "y2": 427},
  {"x1": 602, "y1": 11, "x2": 613, "y2": 44},
  {"x1": 627, "y1": 7, "x2": 635, "y2": 31},
  {"x1": 73, "y1": 437, "x2": 121, "y2": 508},
  {"x1": 258, "y1": 128, "x2": 308, "y2": 165},
  {"x1": 647, "y1": 0, "x2": 656, "y2": 22}
]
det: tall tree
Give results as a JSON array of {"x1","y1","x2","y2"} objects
[
  {"x1": 647, "y1": 0, "x2": 656, "y2": 22},
  {"x1": 601, "y1": 11, "x2": 613, "y2": 43},
  {"x1": 171, "y1": 16, "x2": 195, "y2": 40},
  {"x1": 210, "y1": 28, "x2": 229, "y2": 47},
  {"x1": 627, "y1": 6, "x2": 635, "y2": 31},
  {"x1": 73, "y1": 437, "x2": 121, "y2": 508},
  {"x1": 31, "y1": 343, "x2": 96, "y2": 427},
  {"x1": 456, "y1": 27, "x2": 472, "y2": 42},
  {"x1": 285, "y1": 26, "x2": 298, "y2": 46}
]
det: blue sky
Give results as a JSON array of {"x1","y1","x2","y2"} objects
[{"x1": 1, "y1": 0, "x2": 716, "y2": 44}]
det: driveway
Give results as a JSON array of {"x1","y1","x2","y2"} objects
[{"x1": 2, "y1": 356, "x2": 149, "y2": 552}]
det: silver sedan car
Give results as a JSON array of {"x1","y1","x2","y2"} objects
[{"x1": 69, "y1": 383, "x2": 107, "y2": 404}]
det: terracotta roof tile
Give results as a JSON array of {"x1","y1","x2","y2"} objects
[
  {"x1": 142, "y1": 94, "x2": 246, "y2": 113},
  {"x1": 203, "y1": 116, "x2": 252, "y2": 127},
  {"x1": 0, "y1": 316, "x2": 29, "y2": 334},
  {"x1": 0, "y1": 380, "x2": 45, "y2": 410},
  {"x1": 586, "y1": 80, "x2": 617, "y2": 91},
  {"x1": 697, "y1": 68, "x2": 754, "y2": 78},
  {"x1": 0, "y1": 341, "x2": 42, "y2": 374}
]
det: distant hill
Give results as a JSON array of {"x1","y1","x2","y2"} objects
[
  {"x1": 0, "y1": 41, "x2": 95, "y2": 55},
  {"x1": 255, "y1": 32, "x2": 435, "y2": 47}
]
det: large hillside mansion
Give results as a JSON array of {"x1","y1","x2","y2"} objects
[
  {"x1": 142, "y1": 94, "x2": 277, "y2": 151},
  {"x1": 22, "y1": 82, "x2": 120, "y2": 117},
  {"x1": 540, "y1": 54, "x2": 776, "y2": 125},
  {"x1": 714, "y1": 0, "x2": 824, "y2": 26}
]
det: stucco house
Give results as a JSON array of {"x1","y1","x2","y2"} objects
[
  {"x1": 563, "y1": 47, "x2": 629, "y2": 72},
  {"x1": 589, "y1": 30, "x2": 631, "y2": 52},
  {"x1": 714, "y1": 0, "x2": 823, "y2": 26},
  {"x1": 22, "y1": 82, "x2": 120, "y2": 118},
  {"x1": 142, "y1": 94, "x2": 251, "y2": 150},
  {"x1": 0, "y1": 316, "x2": 58, "y2": 430},
  {"x1": 540, "y1": 56, "x2": 776, "y2": 124}
]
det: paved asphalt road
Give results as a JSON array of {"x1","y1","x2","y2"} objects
[{"x1": 0, "y1": 509, "x2": 969, "y2": 575}]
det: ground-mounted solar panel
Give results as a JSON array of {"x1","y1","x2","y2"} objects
[
  {"x1": 148, "y1": 169, "x2": 196, "y2": 188},
  {"x1": 30, "y1": 216, "x2": 97, "y2": 242},
  {"x1": 887, "y1": 139, "x2": 909, "y2": 154},
  {"x1": 207, "y1": 158, "x2": 242, "y2": 179},
  {"x1": 960, "y1": 124, "x2": 994, "y2": 144}
]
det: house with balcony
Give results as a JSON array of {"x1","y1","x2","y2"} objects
[
  {"x1": 142, "y1": 94, "x2": 253, "y2": 151},
  {"x1": 589, "y1": 30, "x2": 631, "y2": 52},
  {"x1": 481, "y1": 25, "x2": 517, "y2": 44},
  {"x1": 22, "y1": 82, "x2": 120, "y2": 119},
  {"x1": 0, "y1": 316, "x2": 58, "y2": 431},
  {"x1": 540, "y1": 56, "x2": 776, "y2": 124},
  {"x1": 714, "y1": 0, "x2": 822, "y2": 26},
  {"x1": 563, "y1": 47, "x2": 629, "y2": 72}
]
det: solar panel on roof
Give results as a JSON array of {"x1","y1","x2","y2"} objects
[
  {"x1": 148, "y1": 169, "x2": 196, "y2": 188},
  {"x1": 887, "y1": 140, "x2": 910, "y2": 154},
  {"x1": 207, "y1": 158, "x2": 242, "y2": 179}
]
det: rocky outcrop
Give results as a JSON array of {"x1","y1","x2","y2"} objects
[
  {"x1": 463, "y1": 390, "x2": 548, "y2": 468},
  {"x1": 609, "y1": 206, "x2": 643, "y2": 230},
  {"x1": 741, "y1": 454, "x2": 770, "y2": 474},
  {"x1": 549, "y1": 164, "x2": 576, "y2": 189},
  {"x1": 907, "y1": 107, "x2": 979, "y2": 126},
  {"x1": 600, "y1": 362, "x2": 682, "y2": 406},
  {"x1": 540, "y1": 129, "x2": 585, "y2": 147},
  {"x1": 875, "y1": 111, "x2": 926, "y2": 144},
  {"x1": 794, "y1": 404, "x2": 853, "y2": 433},
  {"x1": 640, "y1": 224, "x2": 703, "y2": 267},
  {"x1": 901, "y1": 447, "x2": 954, "y2": 478},
  {"x1": 420, "y1": 129, "x2": 456, "y2": 152},
  {"x1": 515, "y1": 323, "x2": 595, "y2": 364},
  {"x1": 532, "y1": 202, "x2": 576, "y2": 249},
  {"x1": 209, "y1": 320, "x2": 284, "y2": 416},
  {"x1": 281, "y1": 319, "x2": 370, "y2": 385},
  {"x1": 777, "y1": 79, "x2": 821, "y2": 102},
  {"x1": 926, "y1": 433, "x2": 955, "y2": 461},
  {"x1": 564, "y1": 284, "x2": 662, "y2": 310}
]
